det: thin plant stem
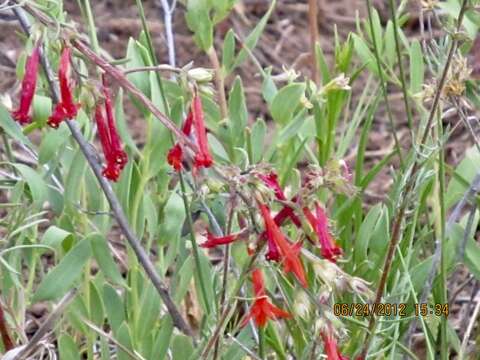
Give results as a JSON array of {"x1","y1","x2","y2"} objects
[
  {"x1": 365, "y1": 0, "x2": 404, "y2": 168},
  {"x1": 387, "y1": 0, "x2": 414, "y2": 131},
  {"x1": 178, "y1": 171, "x2": 211, "y2": 315},
  {"x1": 436, "y1": 108, "x2": 448, "y2": 359}
]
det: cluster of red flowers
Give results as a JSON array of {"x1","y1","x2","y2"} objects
[
  {"x1": 167, "y1": 94, "x2": 213, "y2": 172},
  {"x1": 94, "y1": 76, "x2": 128, "y2": 181},
  {"x1": 12, "y1": 45, "x2": 127, "y2": 182},
  {"x1": 12, "y1": 46, "x2": 79, "y2": 128}
]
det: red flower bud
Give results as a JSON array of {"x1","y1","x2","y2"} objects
[{"x1": 11, "y1": 46, "x2": 40, "y2": 125}]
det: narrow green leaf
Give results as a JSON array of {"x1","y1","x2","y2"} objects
[
  {"x1": 269, "y1": 83, "x2": 306, "y2": 126},
  {"x1": 13, "y1": 163, "x2": 48, "y2": 207},
  {"x1": 90, "y1": 233, "x2": 125, "y2": 286},
  {"x1": 33, "y1": 239, "x2": 91, "y2": 302},
  {"x1": 409, "y1": 40, "x2": 424, "y2": 94}
]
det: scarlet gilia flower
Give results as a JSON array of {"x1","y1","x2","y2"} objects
[
  {"x1": 192, "y1": 95, "x2": 213, "y2": 169},
  {"x1": 94, "y1": 80, "x2": 128, "y2": 182},
  {"x1": 48, "y1": 47, "x2": 80, "y2": 128},
  {"x1": 11, "y1": 46, "x2": 40, "y2": 125},
  {"x1": 303, "y1": 203, "x2": 342, "y2": 263},
  {"x1": 102, "y1": 77, "x2": 128, "y2": 170},
  {"x1": 258, "y1": 202, "x2": 308, "y2": 287},
  {"x1": 241, "y1": 268, "x2": 290, "y2": 328},
  {"x1": 200, "y1": 231, "x2": 240, "y2": 248},
  {"x1": 321, "y1": 330, "x2": 349, "y2": 360}
]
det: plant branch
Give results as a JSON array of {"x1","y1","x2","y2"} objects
[{"x1": 13, "y1": 5, "x2": 193, "y2": 338}]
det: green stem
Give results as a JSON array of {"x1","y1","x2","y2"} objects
[
  {"x1": 436, "y1": 108, "x2": 448, "y2": 359},
  {"x1": 258, "y1": 327, "x2": 265, "y2": 359},
  {"x1": 178, "y1": 172, "x2": 211, "y2": 314}
]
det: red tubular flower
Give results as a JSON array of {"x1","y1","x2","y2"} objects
[
  {"x1": 11, "y1": 46, "x2": 40, "y2": 125},
  {"x1": 48, "y1": 47, "x2": 80, "y2": 128},
  {"x1": 304, "y1": 203, "x2": 342, "y2": 263},
  {"x1": 102, "y1": 76, "x2": 128, "y2": 170},
  {"x1": 258, "y1": 202, "x2": 308, "y2": 287},
  {"x1": 94, "y1": 104, "x2": 120, "y2": 182},
  {"x1": 321, "y1": 331, "x2": 349, "y2": 360},
  {"x1": 241, "y1": 269, "x2": 290, "y2": 328},
  {"x1": 200, "y1": 231, "x2": 239, "y2": 248},
  {"x1": 192, "y1": 95, "x2": 213, "y2": 169}
]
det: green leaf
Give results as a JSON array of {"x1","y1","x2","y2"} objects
[
  {"x1": 103, "y1": 284, "x2": 125, "y2": 335},
  {"x1": 228, "y1": 77, "x2": 248, "y2": 146},
  {"x1": 171, "y1": 334, "x2": 194, "y2": 360},
  {"x1": 185, "y1": 0, "x2": 214, "y2": 51},
  {"x1": 126, "y1": 39, "x2": 151, "y2": 115},
  {"x1": 13, "y1": 163, "x2": 48, "y2": 207},
  {"x1": 41, "y1": 226, "x2": 74, "y2": 249},
  {"x1": 159, "y1": 192, "x2": 185, "y2": 246},
  {"x1": 151, "y1": 317, "x2": 173, "y2": 359},
  {"x1": 116, "y1": 322, "x2": 134, "y2": 360},
  {"x1": 32, "y1": 95, "x2": 52, "y2": 127},
  {"x1": 409, "y1": 40, "x2": 424, "y2": 94},
  {"x1": 0, "y1": 104, "x2": 33, "y2": 147},
  {"x1": 352, "y1": 34, "x2": 377, "y2": 75},
  {"x1": 89, "y1": 281, "x2": 105, "y2": 326},
  {"x1": 233, "y1": 0, "x2": 276, "y2": 69},
  {"x1": 250, "y1": 118, "x2": 266, "y2": 163},
  {"x1": 269, "y1": 83, "x2": 306, "y2": 126},
  {"x1": 58, "y1": 334, "x2": 81, "y2": 360},
  {"x1": 136, "y1": 284, "x2": 161, "y2": 341},
  {"x1": 64, "y1": 148, "x2": 88, "y2": 205},
  {"x1": 465, "y1": 235, "x2": 480, "y2": 280},
  {"x1": 38, "y1": 125, "x2": 70, "y2": 164},
  {"x1": 90, "y1": 233, "x2": 125, "y2": 286},
  {"x1": 33, "y1": 239, "x2": 91, "y2": 302},
  {"x1": 384, "y1": 21, "x2": 395, "y2": 65},
  {"x1": 222, "y1": 29, "x2": 236, "y2": 74}
]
